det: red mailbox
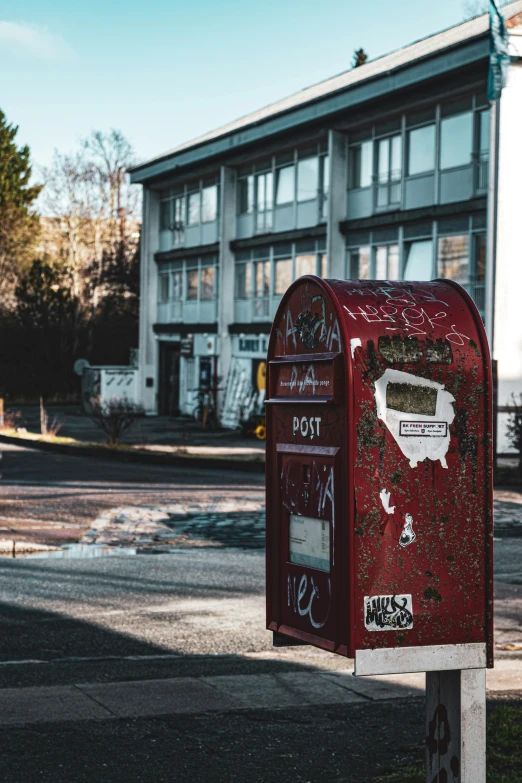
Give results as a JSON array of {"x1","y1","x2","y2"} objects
[{"x1": 266, "y1": 276, "x2": 493, "y2": 666}]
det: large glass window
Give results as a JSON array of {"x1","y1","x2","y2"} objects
[
  {"x1": 173, "y1": 195, "x2": 185, "y2": 230},
  {"x1": 187, "y1": 192, "x2": 201, "y2": 225},
  {"x1": 320, "y1": 155, "x2": 329, "y2": 220},
  {"x1": 186, "y1": 268, "x2": 198, "y2": 300},
  {"x1": 407, "y1": 125, "x2": 435, "y2": 176},
  {"x1": 475, "y1": 233, "x2": 486, "y2": 283},
  {"x1": 160, "y1": 199, "x2": 171, "y2": 232},
  {"x1": 440, "y1": 113, "x2": 473, "y2": 170},
  {"x1": 437, "y1": 235, "x2": 469, "y2": 283},
  {"x1": 201, "y1": 185, "x2": 218, "y2": 223},
  {"x1": 403, "y1": 240, "x2": 433, "y2": 280},
  {"x1": 479, "y1": 110, "x2": 490, "y2": 157},
  {"x1": 297, "y1": 157, "x2": 319, "y2": 202},
  {"x1": 349, "y1": 141, "x2": 373, "y2": 189},
  {"x1": 236, "y1": 263, "x2": 251, "y2": 299},
  {"x1": 200, "y1": 267, "x2": 215, "y2": 300},
  {"x1": 320, "y1": 253, "x2": 327, "y2": 278},
  {"x1": 275, "y1": 258, "x2": 292, "y2": 294},
  {"x1": 238, "y1": 176, "x2": 254, "y2": 214},
  {"x1": 158, "y1": 273, "x2": 170, "y2": 303},
  {"x1": 349, "y1": 246, "x2": 371, "y2": 279},
  {"x1": 375, "y1": 245, "x2": 399, "y2": 280},
  {"x1": 276, "y1": 165, "x2": 295, "y2": 205},
  {"x1": 256, "y1": 171, "x2": 273, "y2": 231},
  {"x1": 296, "y1": 254, "x2": 316, "y2": 278},
  {"x1": 172, "y1": 270, "x2": 182, "y2": 300},
  {"x1": 376, "y1": 135, "x2": 402, "y2": 206}
]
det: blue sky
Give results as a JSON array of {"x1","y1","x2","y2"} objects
[{"x1": 1, "y1": 0, "x2": 487, "y2": 173}]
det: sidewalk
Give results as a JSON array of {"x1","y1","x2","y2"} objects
[{"x1": 1, "y1": 660, "x2": 521, "y2": 727}]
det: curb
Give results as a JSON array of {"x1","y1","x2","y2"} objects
[{"x1": 0, "y1": 433, "x2": 266, "y2": 474}]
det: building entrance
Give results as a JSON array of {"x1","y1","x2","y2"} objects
[{"x1": 159, "y1": 342, "x2": 181, "y2": 416}]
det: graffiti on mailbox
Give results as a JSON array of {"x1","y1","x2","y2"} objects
[
  {"x1": 340, "y1": 282, "x2": 470, "y2": 345},
  {"x1": 374, "y1": 368, "x2": 455, "y2": 468},
  {"x1": 288, "y1": 573, "x2": 331, "y2": 629},
  {"x1": 277, "y1": 288, "x2": 341, "y2": 354},
  {"x1": 364, "y1": 594, "x2": 414, "y2": 631}
]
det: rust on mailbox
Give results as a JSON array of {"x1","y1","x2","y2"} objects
[{"x1": 266, "y1": 276, "x2": 493, "y2": 664}]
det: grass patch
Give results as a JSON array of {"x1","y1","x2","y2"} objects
[{"x1": 375, "y1": 704, "x2": 522, "y2": 783}]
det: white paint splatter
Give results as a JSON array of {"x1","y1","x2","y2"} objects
[
  {"x1": 350, "y1": 337, "x2": 362, "y2": 358},
  {"x1": 379, "y1": 489, "x2": 395, "y2": 515},
  {"x1": 374, "y1": 368, "x2": 455, "y2": 469}
]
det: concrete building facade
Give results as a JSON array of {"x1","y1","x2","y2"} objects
[{"x1": 130, "y1": 2, "x2": 522, "y2": 446}]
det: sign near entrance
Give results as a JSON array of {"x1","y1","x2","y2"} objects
[{"x1": 180, "y1": 337, "x2": 193, "y2": 357}]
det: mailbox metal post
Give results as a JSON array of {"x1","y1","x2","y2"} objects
[{"x1": 266, "y1": 276, "x2": 493, "y2": 781}]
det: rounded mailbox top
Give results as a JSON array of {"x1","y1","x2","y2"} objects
[{"x1": 269, "y1": 275, "x2": 488, "y2": 368}]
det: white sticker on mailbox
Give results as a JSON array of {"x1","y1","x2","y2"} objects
[
  {"x1": 364, "y1": 594, "x2": 413, "y2": 631},
  {"x1": 400, "y1": 421, "x2": 447, "y2": 437},
  {"x1": 289, "y1": 515, "x2": 330, "y2": 572}
]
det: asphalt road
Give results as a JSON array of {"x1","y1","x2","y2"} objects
[{"x1": 0, "y1": 443, "x2": 521, "y2": 782}]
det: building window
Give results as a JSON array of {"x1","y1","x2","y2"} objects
[
  {"x1": 477, "y1": 110, "x2": 490, "y2": 190},
  {"x1": 403, "y1": 240, "x2": 433, "y2": 280},
  {"x1": 407, "y1": 125, "x2": 435, "y2": 176},
  {"x1": 376, "y1": 135, "x2": 402, "y2": 207},
  {"x1": 297, "y1": 157, "x2": 318, "y2": 202},
  {"x1": 348, "y1": 246, "x2": 371, "y2": 279},
  {"x1": 238, "y1": 175, "x2": 254, "y2": 214},
  {"x1": 200, "y1": 266, "x2": 215, "y2": 300},
  {"x1": 256, "y1": 171, "x2": 273, "y2": 231},
  {"x1": 160, "y1": 199, "x2": 171, "y2": 232},
  {"x1": 438, "y1": 235, "x2": 469, "y2": 283},
  {"x1": 375, "y1": 244, "x2": 399, "y2": 280},
  {"x1": 320, "y1": 253, "x2": 327, "y2": 278},
  {"x1": 296, "y1": 254, "x2": 316, "y2": 278},
  {"x1": 172, "y1": 270, "x2": 183, "y2": 300},
  {"x1": 236, "y1": 263, "x2": 251, "y2": 299},
  {"x1": 440, "y1": 113, "x2": 473, "y2": 170},
  {"x1": 320, "y1": 155, "x2": 329, "y2": 221},
  {"x1": 274, "y1": 257, "x2": 292, "y2": 295},
  {"x1": 186, "y1": 268, "x2": 199, "y2": 299},
  {"x1": 349, "y1": 141, "x2": 373, "y2": 189},
  {"x1": 158, "y1": 274, "x2": 170, "y2": 303},
  {"x1": 187, "y1": 191, "x2": 201, "y2": 225},
  {"x1": 173, "y1": 194, "x2": 185, "y2": 244},
  {"x1": 201, "y1": 185, "x2": 218, "y2": 223},
  {"x1": 275, "y1": 165, "x2": 295, "y2": 205}
]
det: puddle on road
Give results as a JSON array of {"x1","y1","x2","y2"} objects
[{"x1": 26, "y1": 544, "x2": 191, "y2": 559}]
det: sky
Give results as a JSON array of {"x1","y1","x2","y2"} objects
[{"x1": 1, "y1": 0, "x2": 489, "y2": 175}]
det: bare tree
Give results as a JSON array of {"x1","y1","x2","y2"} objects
[{"x1": 41, "y1": 130, "x2": 141, "y2": 317}]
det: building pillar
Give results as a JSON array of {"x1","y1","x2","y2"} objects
[
  {"x1": 138, "y1": 187, "x2": 160, "y2": 414},
  {"x1": 327, "y1": 130, "x2": 347, "y2": 279},
  {"x1": 218, "y1": 166, "x2": 236, "y2": 413},
  {"x1": 493, "y1": 58, "x2": 522, "y2": 445}
]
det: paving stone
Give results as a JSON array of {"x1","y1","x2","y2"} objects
[
  {"x1": 0, "y1": 685, "x2": 113, "y2": 725},
  {"x1": 79, "y1": 677, "x2": 240, "y2": 717}
]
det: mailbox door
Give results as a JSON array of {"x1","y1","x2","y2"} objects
[{"x1": 266, "y1": 280, "x2": 351, "y2": 654}]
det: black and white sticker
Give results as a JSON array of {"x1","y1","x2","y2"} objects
[
  {"x1": 364, "y1": 594, "x2": 413, "y2": 631},
  {"x1": 399, "y1": 421, "x2": 447, "y2": 437}
]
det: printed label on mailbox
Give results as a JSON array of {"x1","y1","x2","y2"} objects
[
  {"x1": 364, "y1": 594, "x2": 413, "y2": 631},
  {"x1": 399, "y1": 421, "x2": 448, "y2": 437},
  {"x1": 289, "y1": 514, "x2": 330, "y2": 572},
  {"x1": 272, "y1": 360, "x2": 334, "y2": 397}
]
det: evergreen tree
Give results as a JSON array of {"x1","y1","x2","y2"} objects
[
  {"x1": 352, "y1": 48, "x2": 369, "y2": 68},
  {"x1": 0, "y1": 110, "x2": 42, "y2": 308}
]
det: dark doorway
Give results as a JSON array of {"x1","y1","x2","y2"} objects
[{"x1": 159, "y1": 342, "x2": 181, "y2": 416}]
